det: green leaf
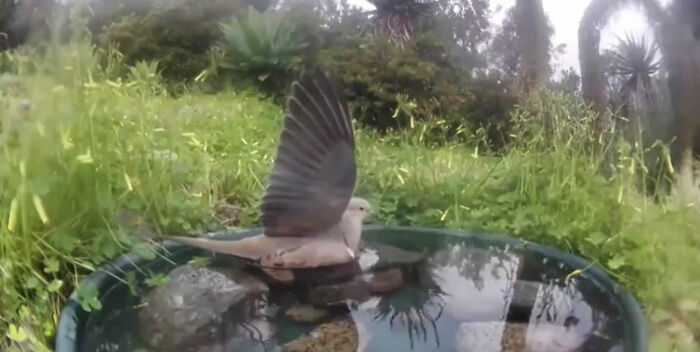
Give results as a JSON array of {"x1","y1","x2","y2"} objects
[
  {"x1": 47, "y1": 279, "x2": 64, "y2": 293},
  {"x1": 132, "y1": 242, "x2": 157, "y2": 260},
  {"x1": 608, "y1": 256, "x2": 626, "y2": 270},
  {"x1": 77, "y1": 283, "x2": 102, "y2": 312},
  {"x1": 586, "y1": 232, "x2": 607, "y2": 246},
  {"x1": 25, "y1": 277, "x2": 40, "y2": 290},
  {"x1": 7, "y1": 324, "x2": 27, "y2": 343},
  {"x1": 43, "y1": 257, "x2": 60, "y2": 274},
  {"x1": 145, "y1": 273, "x2": 169, "y2": 288},
  {"x1": 188, "y1": 256, "x2": 211, "y2": 268}
]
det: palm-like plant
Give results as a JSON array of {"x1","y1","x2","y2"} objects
[
  {"x1": 606, "y1": 34, "x2": 661, "y2": 105},
  {"x1": 218, "y1": 6, "x2": 308, "y2": 79},
  {"x1": 368, "y1": 0, "x2": 436, "y2": 47}
]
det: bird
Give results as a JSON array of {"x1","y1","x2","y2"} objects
[{"x1": 169, "y1": 70, "x2": 372, "y2": 279}]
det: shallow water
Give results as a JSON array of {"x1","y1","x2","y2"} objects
[{"x1": 79, "y1": 236, "x2": 628, "y2": 352}]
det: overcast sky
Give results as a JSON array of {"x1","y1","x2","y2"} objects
[{"x1": 348, "y1": 0, "x2": 661, "y2": 74}]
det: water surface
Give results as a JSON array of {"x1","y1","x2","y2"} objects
[{"x1": 79, "y1": 233, "x2": 628, "y2": 352}]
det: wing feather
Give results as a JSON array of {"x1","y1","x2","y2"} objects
[{"x1": 261, "y1": 71, "x2": 356, "y2": 237}]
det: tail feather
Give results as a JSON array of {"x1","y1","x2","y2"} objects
[{"x1": 169, "y1": 235, "x2": 266, "y2": 260}]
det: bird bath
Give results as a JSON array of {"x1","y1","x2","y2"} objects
[{"x1": 56, "y1": 226, "x2": 647, "y2": 352}]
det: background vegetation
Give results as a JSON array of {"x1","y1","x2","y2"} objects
[{"x1": 1, "y1": 0, "x2": 699, "y2": 351}]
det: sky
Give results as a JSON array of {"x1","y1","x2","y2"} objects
[{"x1": 348, "y1": 0, "x2": 661, "y2": 74}]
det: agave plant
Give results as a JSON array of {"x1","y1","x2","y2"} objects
[{"x1": 218, "y1": 6, "x2": 308, "y2": 80}]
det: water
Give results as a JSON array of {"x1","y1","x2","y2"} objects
[{"x1": 79, "y1": 234, "x2": 628, "y2": 352}]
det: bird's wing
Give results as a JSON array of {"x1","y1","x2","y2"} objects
[{"x1": 261, "y1": 70, "x2": 356, "y2": 237}]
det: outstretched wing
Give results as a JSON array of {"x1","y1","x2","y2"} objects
[{"x1": 261, "y1": 70, "x2": 356, "y2": 237}]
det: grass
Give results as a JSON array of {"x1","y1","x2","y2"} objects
[{"x1": 1, "y1": 39, "x2": 699, "y2": 351}]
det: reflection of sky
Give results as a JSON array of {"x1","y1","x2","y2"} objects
[
  {"x1": 431, "y1": 245, "x2": 521, "y2": 322},
  {"x1": 525, "y1": 282, "x2": 593, "y2": 351}
]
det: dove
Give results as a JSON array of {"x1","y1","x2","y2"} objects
[{"x1": 169, "y1": 70, "x2": 371, "y2": 277}]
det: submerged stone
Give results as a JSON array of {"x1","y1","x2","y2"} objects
[{"x1": 137, "y1": 264, "x2": 269, "y2": 351}]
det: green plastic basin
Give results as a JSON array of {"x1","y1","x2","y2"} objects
[{"x1": 55, "y1": 226, "x2": 648, "y2": 352}]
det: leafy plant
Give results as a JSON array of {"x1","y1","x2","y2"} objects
[{"x1": 218, "y1": 6, "x2": 308, "y2": 85}]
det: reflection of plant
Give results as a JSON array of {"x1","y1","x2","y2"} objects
[
  {"x1": 218, "y1": 6, "x2": 308, "y2": 79},
  {"x1": 372, "y1": 266, "x2": 446, "y2": 349}
]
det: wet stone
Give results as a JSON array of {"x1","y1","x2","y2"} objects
[
  {"x1": 137, "y1": 264, "x2": 269, "y2": 351},
  {"x1": 307, "y1": 276, "x2": 372, "y2": 307}
]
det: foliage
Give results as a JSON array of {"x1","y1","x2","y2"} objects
[
  {"x1": 217, "y1": 6, "x2": 309, "y2": 92},
  {"x1": 423, "y1": 0, "x2": 491, "y2": 70},
  {"x1": 94, "y1": 0, "x2": 250, "y2": 82},
  {"x1": 0, "y1": 40, "x2": 282, "y2": 351},
  {"x1": 317, "y1": 34, "x2": 470, "y2": 132},
  {"x1": 489, "y1": 2, "x2": 555, "y2": 94},
  {"x1": 1, "y1": 4, "x2": 700, "y2": 351},
  {"x1": 548, "y1": 67, "x2": 581, "y2": 96}
]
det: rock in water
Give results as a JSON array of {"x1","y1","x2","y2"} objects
[
  {"x1": 282, "y1": 318, "x2": 359, "y2": 352},
  {"x1": 137, "y1": 264, "x2": 269, "y2": 351},
  {"x1": 307, "y1": 276, "x2": 372, "y2": 307}
]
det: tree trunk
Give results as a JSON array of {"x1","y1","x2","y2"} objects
[
  {"x1": 656, "y1": 1, "x2": 700, "y2": 188},
  {"x1": 578, "y1": 0, "x2": 620, "y2": 130},
  {"x1": 515, "y1": 0, "x2": 550, "y2": 96}
]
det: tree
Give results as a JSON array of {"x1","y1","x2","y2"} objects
[
  {"x1": 653, "y1": 0, "x2": 700, "y2": 188},
  {"x1": 578, "y1": 0, "x2": 624, "y2": 127},
  {"x1": 578, "y1": 0, "x2": 700, "y2": 185},
  {"x1": 368, "y1": 0, "x2": 436, "y2": 47},
  {"x1": 514, "y1": 0, "x2": 551, "y2": 95},
  {"x1": 428, "y1": 0, "x2": 491, "y2": 70},
  {"x1": 489, "y1": 1, "x2": 554, "y2": 96}
]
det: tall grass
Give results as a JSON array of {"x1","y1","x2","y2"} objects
[{"x1": 1, "y1": 35, "x2": 699, "y2": 352}]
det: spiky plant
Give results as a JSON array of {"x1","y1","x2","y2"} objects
[
  {"x1": 606, "y1": 33, "x2": 661, "y2": 104},
  {"x1": 218, "y1": 6, "x2": 308, "y2": 80},
  {"x1": 368, "y1": 0, "x2": 436, "y2": 47}
]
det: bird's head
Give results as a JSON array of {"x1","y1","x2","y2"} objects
[{"x1": 346, "y1": 197, "x2": 372, "y2": 222}]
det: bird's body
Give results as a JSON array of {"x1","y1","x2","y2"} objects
[
  {"x1": 170, "y1": 197, "x2": 369, "y2": 268},
  {"x1": 168, "y1": 71, "x2": 371, "y2": 274}
]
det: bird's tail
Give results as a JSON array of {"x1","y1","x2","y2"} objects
[{"x1": 168, "y1": 235, "x2": 262, "y2": 261}]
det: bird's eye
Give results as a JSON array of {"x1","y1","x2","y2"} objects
[{"x1": 359, "y1": 207, "x2": 365, "y2": 211}]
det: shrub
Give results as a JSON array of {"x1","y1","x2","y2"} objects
[
  {"x1": 94, "y1": 0, "x2": 254, "y2": 83},
  {"x1": 317, "y1": 34, "x2": 471, "y2": 132}
]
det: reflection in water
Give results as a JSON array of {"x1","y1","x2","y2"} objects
[
  {"x1": 80, "y1": 239, "x2": 628, "y2": 352},
  {"x1": 370, "y1": 267, "x2": 446, "y2": 349}
]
